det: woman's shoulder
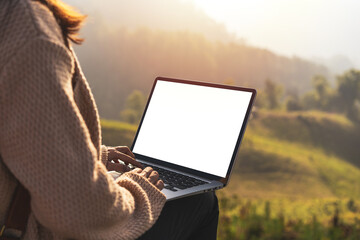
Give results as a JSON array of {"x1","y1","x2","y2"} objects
[{"x1": 0, "y1": 0, "x2": 66, "y2": 68}]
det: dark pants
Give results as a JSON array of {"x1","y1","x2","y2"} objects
[{"x1": 137, "y1": 192, "x2": 219, "y2": 240}]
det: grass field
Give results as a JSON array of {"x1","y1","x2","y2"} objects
[
  {"x1": 217, "y1": 193, "x2": 360, "y2": 240},
  {"x1": 101, "y1": 110, "x2": 360, "y2": 239}
]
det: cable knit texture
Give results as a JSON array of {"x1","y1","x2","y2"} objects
[{"x1": 0, "y1": 0, "x2": 166, "y2": 239}]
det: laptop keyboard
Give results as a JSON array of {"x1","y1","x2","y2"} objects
[{"x1": 142, "y1": 163, "x2": 207, "y2": 192}]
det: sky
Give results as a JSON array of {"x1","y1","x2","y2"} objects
[
  {"x1": 187, "y1": 0, "x2": 360, "y2": 68},
  {"x1": 65, "y1": 0, "x2": 360, "y2": 71}
]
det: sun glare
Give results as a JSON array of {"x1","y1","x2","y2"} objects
[{"x1": 186, "y1": 0, "x2": 360, "y2": 66}]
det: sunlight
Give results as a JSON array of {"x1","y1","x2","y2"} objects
[{"x1": 187, "y1": 0, "x2": 360, "y2": 67}]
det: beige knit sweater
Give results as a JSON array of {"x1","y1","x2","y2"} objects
[{"x1": 0, "y1": 0, "x2": 166, "y2": 239}]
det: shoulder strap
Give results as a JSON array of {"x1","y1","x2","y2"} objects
[{"x1": 0, "y1": 184, "x2": 30, "y2": 239}]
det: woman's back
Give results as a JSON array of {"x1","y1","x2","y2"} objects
[
  {"x1": 0, "y1": 0, "x2": 65, "y2": 229},
  {"x1": 0, "y1": 1, "x2": 166, "y2": 239}
]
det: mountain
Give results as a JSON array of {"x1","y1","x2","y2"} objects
[
  {"x1": 64, "y1": 0, "x2": 330, "y2": 119},
  {"x1": 74, "y1": 26, "x2": 329, "y2": 119},
  {"x1": 66, "y1": 0, "x2": 236, "y2": 43}
]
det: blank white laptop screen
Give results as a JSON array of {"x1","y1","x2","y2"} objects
[{"x1": 132, "y1": 80, "x2": 253, "y2": 178}]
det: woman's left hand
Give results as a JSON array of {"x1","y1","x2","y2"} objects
[{"x1": 106, "y1": 146, "x2": 143, "y2": 172}]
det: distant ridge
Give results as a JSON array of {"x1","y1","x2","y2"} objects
[
  {"x1": 67, "y1": 0, "x2": 237, "y2": 43},
  {"x1": 66, "y1": 0, "x2": 329, "y2": 119}
]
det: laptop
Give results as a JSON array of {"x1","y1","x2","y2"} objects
[{"x1": 131, "y1": 77, "x2": 256, "y2": 201}]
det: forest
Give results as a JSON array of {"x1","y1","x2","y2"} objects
[{"x1": 75, "y1": 25, "x2": 328, "y2": 119}]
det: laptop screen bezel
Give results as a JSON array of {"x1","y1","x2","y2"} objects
[{"x1": 131, "y1": 76, "x2": 256, "y2": 186}]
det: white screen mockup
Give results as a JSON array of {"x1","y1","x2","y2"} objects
[{"x1": 133, "y1": 80, "x2": 252, "y2": 178}]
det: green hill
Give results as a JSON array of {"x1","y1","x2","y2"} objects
[
  {"x1": 231, "y1": 110, "x2": 360, "y2": 199},
  {"x1": 101, "y1": 110, "x2": 360, "y2": 199},
  {"x1": 101, "y1": 119, "x2": 137, "y2": 147}
]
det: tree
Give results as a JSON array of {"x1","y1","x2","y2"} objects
[
  {"x1": 335, "y1": 69, "x2": 360, "y2": 121},
  {"x1": 286, "y1": 96, "x2": 302, "y2": 111},
  {"x1": 254, "y1": 89, "x2": 266, "y2": 109},
  {"x1": 313, "y1": 75, "x2": 329, "y2": 99},
  {"x1": 313, "y1": 75, "x2": 332, "y2": 109},
  {"x1": 301, "y1": 75, "x2": 334, "y2": 111},
  {"x1": 120, "y1": 90, "x2": 146, "y2": 124},
  {"x1": 302, "y1": 91, "x2": 318, "y2": 110},
  {"x1": 264, "y1": 79, "x2": 283, "y2": 109}
]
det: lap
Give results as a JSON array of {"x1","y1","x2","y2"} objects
[{"x1": 137, "y1": 192, "x2": 219, "y2": 240}]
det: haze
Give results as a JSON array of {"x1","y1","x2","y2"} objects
[
  {"x1": 66, "y1": 0, "x2": 360, "y2": 72},
  {"x1": 189, "y1": 0, "x2": 360, "y2": 69}
]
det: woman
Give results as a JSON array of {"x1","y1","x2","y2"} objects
[{"x1": 0, "y1": 0, "x2": 218, "y2": 239}]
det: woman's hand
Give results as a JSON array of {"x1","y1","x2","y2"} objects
[
  {"x1": 106, "y1": 146, "x2": 143, "y2": 172},
  {"x1": 132, "y1": 167, "x2": 164, "y2": 191}
]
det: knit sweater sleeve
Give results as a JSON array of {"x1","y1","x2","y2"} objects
[
  {"x1": 101, "y1": 145, "x2": 109, "y2": 165},
  {"x1": 0, "y1": 37, "x2": 166, "y2": 239}
]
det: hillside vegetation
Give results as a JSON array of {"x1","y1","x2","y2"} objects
[
  {"x1": 101, "y1": 110, "x2": 360, "y2": 199},
  {"x1": 101, "y1": 110, "x2": 360, "y2": 239},
  {"x1": 229, "y1": 110, "x2": 360, "y2": 200},
  {"x1": 101, "y1": 119, "x2": 137, "y2": 147}
]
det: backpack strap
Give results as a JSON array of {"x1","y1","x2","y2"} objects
[{"x1": 0, "y1": 184, "x2": 30, "y2": 239}]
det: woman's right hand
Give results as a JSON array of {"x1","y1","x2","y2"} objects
[
  {"x1": 106, "y1": 146, "x2": 143, "y2": 172},
  {"x1": 132, "y1": 167, "x2": 164, "y2": 191}
]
